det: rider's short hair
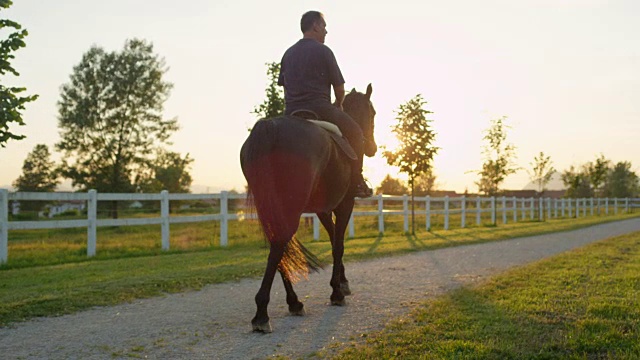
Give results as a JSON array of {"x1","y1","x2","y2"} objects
[{"x1": 300, "y1": 11, "x2": 324, "y2": 33}]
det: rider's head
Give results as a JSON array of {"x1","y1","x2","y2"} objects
[{"x1": 301, "y1": 11, "x2": 327, "y2": 44}]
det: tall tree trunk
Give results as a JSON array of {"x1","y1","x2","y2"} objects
[
  {"x1": 411, "y1": 177, "x2": 415, "y2": 235},
  {"x1": 111, "y1": 200, "x2": 118, "y2": 219}
]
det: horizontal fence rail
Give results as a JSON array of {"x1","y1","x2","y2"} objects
[{"x1": 1, "y1": 188, "x2": 638, "y2": 264}]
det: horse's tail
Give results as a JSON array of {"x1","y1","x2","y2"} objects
[{"x1": 242, "y1": 119, "x2": 322, "y2": 282}]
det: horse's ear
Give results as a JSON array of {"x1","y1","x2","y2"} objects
[
  {"x1": 350, "y1": 88, "x2": 356, "y2": 93},
  {"x1": 365, "y1": 83, "x2": 373, "y2": 99}
]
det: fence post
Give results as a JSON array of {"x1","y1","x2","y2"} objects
[
  {"x1": 425, "y1": 196, "x2": 431, "y2": 230},
  {"x1": 313, "y1": 214, "x2": 320, "y2": 240},
  {"x1": 582, "y1": 198, "x2": 587, "y2": 217},
  {"x1": 561, "y1": 198, "x2": 565, "y2": 217},
  {"x1": 444, "y1": 196, "x2": 450, "y2": 230},
  {"x1": 220, "y1": 191, "x2": 229, "y2": 246},
  {"x1": 597, "y1": 197, "x2": 601, "y2": 215},
  {"x1": 513, "y1": 197, "x2": 517, "y2": 222},
  {"x1": 403, "y1": 194, "x2": 409, "y2": 233},
  {"x1": 569, "y1": 198, "x2": 574, "y2": 218},
  {"x1": 0, "y1": 189, "x2": 8, "y2": 264},
  {"x1": 521, "y1": 198, "x2": 526, "y2": 220},
  {"x1": 502, "y1": 196, "x2": 507, "y2": 224},
  {"x1": 378, "y1": 194, "x2": 384, "y2": 234},
  {"x1": 539, "y1": 197, "x2": 543, "y2": 220},
  {"x1": 605, "y1": 198, "x2": 609, "y2": 215},
  {"x1": 578, "y1": 198, "x2": 582, "y2": 217},
  {"x1": 476, "y1": 196, "x2": 481, "y2": 225},
  {"x1": 547, "y1": 198, "x2": 551, "y2": 220},
  {"x1": 491, "y1": 197, "x2": 496, "y2": 225},
  {"x1": 578, "y1": 198, "x2": 581, "y2": 217},
  {"x1": 529, "y1": 197, "x2": 534, "y2": 220},
  {"x1": 614, "y1": 198, "x2": 618, "y2": 215},
  {"x1": 460, "y1": 196, "x2": 466, "y2": 228},
  {"x1": 87, "y1": 189, "x2": 97, "y2": 257},
  {"x1": 348, "y1": 213, "x2": 355, "y2": 238},
  {"x1": 590, "y1": 198, "x2": 594, "y2": 216},
  {"x1": 161, "y1": 190, "x2": 170, "y2": 250},
  {"x1": 625, "y1": 198, "x2": 629, "y2": 213}
]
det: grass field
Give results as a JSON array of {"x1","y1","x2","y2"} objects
[
  {"x1": 333, "y1": 231, "x2": 640, "y2": 359},
  {"x1": 0, "y1": 212, "x2": 638, "y2": 327}
]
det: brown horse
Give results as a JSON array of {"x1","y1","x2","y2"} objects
[{"x1": 240, "y1": 84, "x2": 377, "y2": 332}]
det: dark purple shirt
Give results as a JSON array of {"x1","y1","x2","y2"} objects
[{"x1": 278, "y1": 38, "x2": 345, "y2": 112}]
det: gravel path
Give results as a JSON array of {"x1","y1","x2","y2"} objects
[{"x1": 2, "y1": 218, "x2": 640, "y2": 359}]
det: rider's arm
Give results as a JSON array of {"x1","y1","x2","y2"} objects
[{"x1": 333, "y1": 83, "x2": 345, "y2": 110}]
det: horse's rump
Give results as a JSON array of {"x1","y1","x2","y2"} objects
[{"x1": 241, "y1": 117, "x2": 341, "y2": 280}]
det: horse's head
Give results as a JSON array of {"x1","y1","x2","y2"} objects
[{"x1": 343, "y1": 84, "x2": 377, "y2": 157}]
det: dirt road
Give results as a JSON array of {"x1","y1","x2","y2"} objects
[{"x1": 2, "y1": 218, "x2": 639, "y2": 359}]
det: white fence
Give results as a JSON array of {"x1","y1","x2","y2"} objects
[{"x1": 1, "y1": 188, "x2": 638, "y2": 264}]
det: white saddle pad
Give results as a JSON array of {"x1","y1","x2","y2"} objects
[{"x1": 307, "y1": 119, "x2": 343, "y2": 137}]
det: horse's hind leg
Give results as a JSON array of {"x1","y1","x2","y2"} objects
[
  {"x1": 252, "y1": 242, "x2": 285, "y2": 333},
  {"x1": 280, "y1": 271, "x2": 305, "y2": 316}
]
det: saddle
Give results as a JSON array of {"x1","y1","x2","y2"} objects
[{"x1": 290, "y1": 110, "x2": 357, "y2": 161}]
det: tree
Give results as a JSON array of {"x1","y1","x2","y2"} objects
[
  {"x1": 476, "y1": 116, "x2": 518, "y2": 196},
  {"x1": 252, "y1": 62, "x2": 284, "y2": 121},
  {"x1": 603, "y1": 161, "x2": 638, "y2": 198},
  {"x1": 413, "y1": 170, "x2": 437, "y2": 197},
  {"x1": 383, "y1": 94, "x2": 438, "y2": 234},
  {"x1": 587, "y1": 154, "x2": 610, "y2": 197},
  {"x1": 136, "y1": 150, "x2": 193, "y2": 194},
  {"x1": 12, "y1": 144, "x2": 59, "y2": 212},
  {"x1": 561, "y1": 165, "x2": 593, "y2": 198},
  {"x1": 0, "y1": 0, "x2": 38, "y2": 147},
  {"x1": 56, "y1": 38, "x2": 178, "y2": 218},
  {"x1": 528, "y1": 151, "x2": 555, "y2": 194},
  {"x1": 375, "y1": 175, "x2": 408, "y2": 195}
]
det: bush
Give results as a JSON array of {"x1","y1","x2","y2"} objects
[
  {"x1": 53, "y1": 209, "x2": 80, "y2": 218},
  {"x1": 9, "y1": 212, "x2": 40, "y2": 221}
]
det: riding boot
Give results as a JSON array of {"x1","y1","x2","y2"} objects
[{"x1": 350, "y1": 155, "x2": 373, "y2": 198}]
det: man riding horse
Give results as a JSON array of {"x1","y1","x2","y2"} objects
[
  {"x1": 278, "y1": 10, "x2": 373, "y2": 198},
  {"x1": 241, "y1": 10, "x2": 378, "y2": 333}
]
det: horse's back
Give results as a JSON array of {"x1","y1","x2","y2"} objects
[
  {"x1": 241, "y1": 116, "x2": 331, "y2": 173},
  {"x1": 241, "y1": 116, "x2": 350, "y2": 215}
]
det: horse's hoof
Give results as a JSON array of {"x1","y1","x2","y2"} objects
[
  {"x1": 341, "y1": 282, "x2": 352, "y2": 296},
  {"x1": 290, "y1": 307, "x2": 306, "y2": 316},
  {"x1": 331, "y1": 297, "x2": 346, "y2": 306},
  {"x1": 252, "y1": 320, "x2": 273, "y2": 333},
  {"x1": 289, "y1": 301, "x2": 305, "y2": 316}
]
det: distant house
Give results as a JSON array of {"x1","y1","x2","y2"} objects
[
  {"x1": 46, "y1": 201, "x2": 86, "y2": 218},
  {"x1": 502, "y1": 189, "x2": 565, "y2": 199},
  {"x1": 429, "y1": 190, "x2": 460, "y2": 198},
  {"x1": 502, "y1": 190, "x2": 538, "y2": 198},
  {"x1": 10, "y1": 201, "x2": 20, "y2": 216},
  {"x1": 540, "y1": 190, "x2": 566, "y2": 199}
]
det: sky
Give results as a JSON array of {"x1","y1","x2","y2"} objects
[{"x1": 1, "y1": 0, "x2": 639, "y2": 193}]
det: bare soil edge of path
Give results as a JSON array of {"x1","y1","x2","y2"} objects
[{"x1": 2, "y1": 218, "x2": 640, "y2": 360}]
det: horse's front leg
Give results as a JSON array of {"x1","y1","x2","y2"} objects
[
  {"x1": 317, "y1": 211, "x2": 345, "y2": 305},
  {"x1": 331, "y1": 199, "x2": 356, "y2": 305},
  {"x1": 252, "y1": 242, "x2": 285, "y2": 333}
]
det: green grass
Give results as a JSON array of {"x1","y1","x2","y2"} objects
[
  {"x1": 0, "y1": 211, "x2": 638, "y2": 327},
  {"x1": 333, "y1": 230, "x2": 640, "y2": 359}
]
